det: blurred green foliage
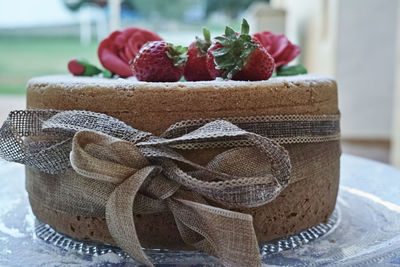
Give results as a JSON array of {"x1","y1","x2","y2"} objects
[
  {"x1": 1, "y1": 0, "x2": 270, "y2": 94},
  {"x1": 63, "y1": 0, "x2": 107, "y2": 11},
  {"x1": 128, "y1": 0, "x2": 199, "y2": 20},
  {"x1": 65, "y1": 0, "x2": 269, "y2": 20},
  {"x1": 127, "y1": 0, "x2": 269, "y2": 19},
  {"x1": 205, "y1": 0, "x2": 269, "y2": 18},
  {"x1": 0, "y1": 36, "x2": 98, "y2": 94}
]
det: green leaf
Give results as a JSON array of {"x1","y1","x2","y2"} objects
[
  {"x1": 212, "y1": 18, "x2": 258, "y2": 79},
  {"x1": 214, "y1": 36, "x2": 226, "y2": 42},
  {"x1": 166, "y1": 43, "x2": 188, "y2": 67},
  {"x1": 203, "y1": 27, "x2": 211, "y2": 43},
  {"x1": 241, "y1": 19, "x2": 250, "y2": 35},
  {"x1": 225, "y1": 26, "x2": 237, "y2": 40},
  {"x1": 276, "y1": 64, "x2": 308, "y2": 76},
  {"x1": 195, "y1": 28, "x2": 212, "y2": 57},
  {"x1": 241, "y1": 45, "x2": 256, "y2": 61},
  {"x1": 215, "y1": 53, "x2": 236, "y2": 69},
  {"x1": 238, "y1": 34, "x2": 252, "y2": 43},
  {"x1": 214, "y1": 36, "x2": 231, "y2": 46},
  {"x1": 76, "y1": 59, "x2": 103, "y2": 76},
  {"x1": 102, "y1": 69, "x2": 113, "y2": 78},
  {"x1": 226, "y1": 66, "x2": 242, "y2": 79},
  {"x1": 211, "y1": 47, "x2": 230, "y2": 57}
]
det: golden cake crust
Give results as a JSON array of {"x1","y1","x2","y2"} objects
[{"x1": 27, "y1": 74, "x2": 338, "y2": 135}]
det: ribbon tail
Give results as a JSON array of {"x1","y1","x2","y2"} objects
[
  {"x1": 168, "y1": 198, "x2": 261, "y2": 267},
  {"x1": 106, "y1": 166, "x2": 159, "y2": 267}
]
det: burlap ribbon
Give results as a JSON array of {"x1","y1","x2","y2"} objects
[{"x1": 0, "y1": 110, "x2": 302, "y2": 267}]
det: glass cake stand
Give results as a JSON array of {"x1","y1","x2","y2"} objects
[{"x1": 0, "y1": 154, "x2": 400, "y2": 266}]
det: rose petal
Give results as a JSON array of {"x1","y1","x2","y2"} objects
[
  {"x1": 124, "y1": 40, "x2": 136, "y2": 61},
  {"x1": 118, "y1": 49, "x2": 130, "y2": 63},
  {"x1": 98, "y1": 47, "x2": 133, "y2": 77},
  {"x1": 274, "y1": 43, "x2": 301, "y2": 67},
  {"x1": 68, "y1": 59, "x2": 85, "y2": 75},
  {"x1": 114, "y1": 33, "x2": 127, "y2": 49},
  {"x1": 269, "y1": 34, "x2": 289, "y2": 58},
  {"x1": 253, "y1": 31, "x2": 301, "y2": 67},
  {"x1": 97, "y1": 27, "x2": 162, "y2": 77},
  {"x1": 107, "y1": 31, "x2": 123, "y2": 50}
]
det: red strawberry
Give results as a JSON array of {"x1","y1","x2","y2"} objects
[
  {"x1": 206, "y1": 19, "x2": 275, "y2": 81},
  {"x1": 184, "y1": 28, "x2": 213, "y2": 81},
  {"x1": 132, "y1": 41, "x2": 187, "y2": 82}
]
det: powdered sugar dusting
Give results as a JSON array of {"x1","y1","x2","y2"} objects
[{"x1": 27, "y1": 74, "x2": 335, "y2": 92}]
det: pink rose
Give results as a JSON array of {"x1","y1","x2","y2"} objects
[
  {"x1": 253, "y1": 31, "x2": 301, "y2": 67},
  {"x1": 98, "y1": 27, "x2": 163, "y2": 77}
]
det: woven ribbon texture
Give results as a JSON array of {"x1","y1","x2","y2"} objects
[{"x1": 0, "y1": 110, "x2": 340, "y2": 267}]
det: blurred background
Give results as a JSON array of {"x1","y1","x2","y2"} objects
[{"x1": 0, "y1": 0, "x2": 399, "y2": 167}]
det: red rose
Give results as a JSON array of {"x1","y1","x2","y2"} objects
[
  {"x1": 68, "y1": 59, "x2": 85, "y2": 75},
  {"x1": 98, "y1": 27, "x2": 162, "y2": 77},
  {"x1": 253, "y1": 31, "x2": 301, "y2": 67}
]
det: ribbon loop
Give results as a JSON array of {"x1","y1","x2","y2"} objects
[
  {"x1": 71, "y1": 130, "x2": 148, "y2": 184},
  {"x1": 106, "y1": 166, "x2": 160, "y2": 267},
  {"x1": 168, "y1": 198, "x2": 261, "y2": 267}
]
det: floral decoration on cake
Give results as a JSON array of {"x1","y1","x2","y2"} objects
[{"x1": 68, "y1": 19, "x2": 306, "y2": 81}]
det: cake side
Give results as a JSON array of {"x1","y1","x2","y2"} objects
[
  {"x1": 26, "y1": 74, "x2": 338, "y2": 135},
  {"x1": 25, "y1": 74, "x2": 340, "y2": 250},
  {"x1": 27, "y1": 141, "x2": 340, "y2": 249}
]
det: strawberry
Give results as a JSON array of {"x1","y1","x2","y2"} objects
[
  {"x1": 184, "y1": 28, "x2": 213, "y2": 81},
  {"x1": 132, "y1": 41, "x2": 187, "y2": 82},
  {"x1": 206, "y1": 19, "x2": 275, "y2": 81}
]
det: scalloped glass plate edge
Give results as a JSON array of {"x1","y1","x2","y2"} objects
[{"x1": 34, "y1": 206, "x2": 340, "y2": 262}]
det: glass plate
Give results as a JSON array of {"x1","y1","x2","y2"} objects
[
  {"x1": 33, "y1": 206, "x2": 339, "y2": 259},
  {"x1": 0, "y1": 154, "x2": 400, "y2": 266}
]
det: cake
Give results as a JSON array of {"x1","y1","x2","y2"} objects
[
  {"x1": 0, "y1": 21, "x2": 341, "y2": 265},
  {"x1": 24, "y1": 74, "x2": 340, "y2": 249}
]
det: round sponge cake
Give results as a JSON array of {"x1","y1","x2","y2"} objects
[{"x1": 25, "y1": 74, "x2": 340, "y2": 249}]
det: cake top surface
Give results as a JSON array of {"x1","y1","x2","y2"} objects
[{"x1": 27, "y1": 74, "x2": 335, "y2": 92}]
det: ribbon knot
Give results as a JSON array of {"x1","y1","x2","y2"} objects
[
  {"x1": 59, "y1": 112, "x2": 292, "y2": 267},
  {"x1": 1, "y1": 110, "x2": 293, "y2": 267}
]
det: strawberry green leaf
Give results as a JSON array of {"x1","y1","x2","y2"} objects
[
  {"x1": 212, "y1": 18, "x2": 257, "y2": 79},
  {"x1": 203, "y1": 27, "x2": 211, "y2": 43},
  {"x1": 214, "y1": 36, "x2": 231, "y2": 46},
  {"x1": 166, "y1": 44, "x2": 188, "y2": 67},
  {"x1": 276, "y1": 64, "x2": 308, "y2": 76},
  {"x1": 214, "y1": 36, "x2": 226, "y2": 42},
  {"x1": 214, "y1": 53, "x2": 236, "y2": 69},
  {"x1": 195, "y1": 28, "x2": 212, "y2": 57},
  {"x1": 211, "y1": 47, "x2": 230, "y2": 57},
  {"x1": 238, "y1": 34, "x2": 252, "y2": 43},
  {"x1": 241, "y1": 19, "x2": 250, "y2": 35},
  {"x1": 225, "y1": 26, "x2": 237, "y2": 40}
]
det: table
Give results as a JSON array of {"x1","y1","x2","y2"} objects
[{"x1": 0, "y1": 154, "x2": 400, "y2": 266}]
